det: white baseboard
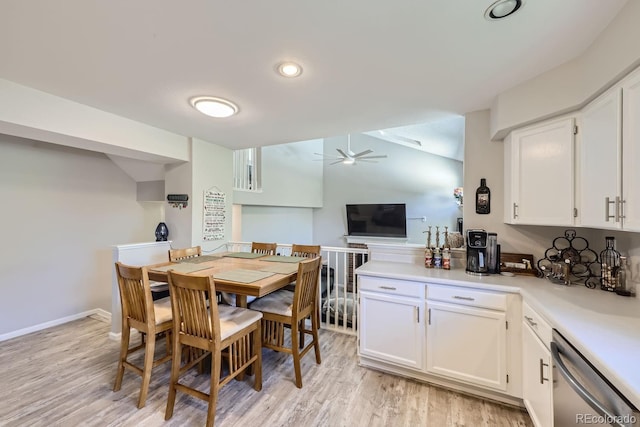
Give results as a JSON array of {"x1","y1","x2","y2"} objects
[
  {"x1": 108, "y1": 332, "x2": 122, "y2": 341},
  {"x1": 0, "y1": 308, "x2": 113, "y2": 342}
]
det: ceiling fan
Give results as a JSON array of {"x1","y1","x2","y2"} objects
[{"x1": 315, "y1": 134, "x2": 387, "y2": 165}]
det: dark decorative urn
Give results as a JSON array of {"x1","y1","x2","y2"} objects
[{"x1": 155, "y1": 222, "x2": 169, "y2": 241}]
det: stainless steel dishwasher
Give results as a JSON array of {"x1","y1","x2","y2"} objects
[{"x1": 551, "y1": 330, "x2": 639, "y2": 426}]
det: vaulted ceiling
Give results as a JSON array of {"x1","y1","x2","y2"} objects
[{"x1": 0, "y1": 0, "x2": 627, "y2": 151}]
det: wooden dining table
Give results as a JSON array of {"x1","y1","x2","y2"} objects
[{"x1": 146, "y1": 253, "x2": 303, "y2": 308}]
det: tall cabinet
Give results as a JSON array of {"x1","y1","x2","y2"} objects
[
  {"x1": 504, "y1": 117, "x2": 576, "y2": 225},
  {"x1": 578, "y1": 66, "x2": 640, "y2": 231}
]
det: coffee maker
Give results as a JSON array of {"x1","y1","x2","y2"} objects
[{"x1": 466, "y1": 229, "x2": 499, "y2": 275}]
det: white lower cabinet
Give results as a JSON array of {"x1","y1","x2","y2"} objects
[
  {"x1": 426, "y1": 301, "x2": 508, "y2": 391},
  {"x1": 522, "y1": 303, "x2": 553, "y2": 427},
  {"x1": 359, "y1": 276, "x2": 424, "y2": 370},
  {"x1": 358, "y1": 275, "x2": 521, "y2": 404}
]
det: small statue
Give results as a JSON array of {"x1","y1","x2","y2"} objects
[
  {"x1": 435, "y1": 226, "x2": 440, "y2": 249},
  {"x1": 444, "y1": 226, "x2": 450, "y2": 249}
]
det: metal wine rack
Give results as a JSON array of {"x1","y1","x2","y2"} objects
[{"x1": 537, "y1": 229, "x2": 600, "y2": 288}]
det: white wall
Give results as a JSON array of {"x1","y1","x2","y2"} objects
[
  {"x1": 191, "y1": 138, "x2": 234, "y2": 251},
  {"x1": 240, "y1": 206, "x2": 314, "y2": 245},
  {"x1": 0, "y1": 134, "x2": 160, "y2": 336},
  {"x1": 314, "y1": 133, "x2": 463, "y2": 247},
  {"x1": 233, "y1": 139, "x2": 323, "y2": 208}
]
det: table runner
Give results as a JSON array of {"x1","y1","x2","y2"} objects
[
  {"x1": 213, "y1": 269, "x2": 275, "y2": 283},
  {"x1": 150, "y1": 263, "x2": 212, "y2": 274},
  {"x1": 180, "y1": 255, "x2": 222, "y2": 264},
  {"x1": 222, "y1": 252, "x2": 265, "y2": 259},
  {"x1": 259, "y1": 255, "x2": 307, "y2": 263}
]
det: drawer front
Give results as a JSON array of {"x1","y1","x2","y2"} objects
[
  {"x1": 427, "y1": 284, "x2": 507, "y2": 311},
  {"x1": 522, "y1": 301, "x2": 552, "y2": 348},
  {"x1": 358, "y1": 275, "x2": 424, "y2": 298}
]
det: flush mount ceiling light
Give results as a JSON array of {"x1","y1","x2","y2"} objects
[
  {"x1": 277, "y1": 61, "x2": 303, "y2": 78},
  {"x1": 190, "y1": 96, "x2": 239, "y2": 118},
  {"x1": 484, "y1": 0, "x2": 524, "y2": 20}
]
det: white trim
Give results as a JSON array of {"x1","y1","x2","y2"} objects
[
  {"x1": 108, "y1": 332, "x2": 122, "y2": 341},
  {"x1": 0, "y1": 308, "x2": 111, "y2": 342}
]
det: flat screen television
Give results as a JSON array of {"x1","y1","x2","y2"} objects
[{"x1": 346, "y1": 203, "x2": 407, "y2": 238}]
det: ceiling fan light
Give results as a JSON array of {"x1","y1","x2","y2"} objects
[
  {"x1": 343, "y1": 158, "x2": 355, "y2": 165},
  {"x1": 190, "y1": 96, "x2": 239, "y2": 118}
]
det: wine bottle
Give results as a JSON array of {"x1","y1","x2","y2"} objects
[{"x1": 476, "y1": 178, "x2": 491, "y2": 214}]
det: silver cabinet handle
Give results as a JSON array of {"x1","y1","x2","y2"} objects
[
  {"x1": 379, "y1": 286, "x2": 397, "y2": 290},
  {"x1": 428, "y1": 308, "x2": 431, "y2": 325},
  {"x1": 524, "y1": 315, "x2": 537, "y2": 327},
  {"x1": 617, "y1": 197, "x2": 625, "y2": 221},
  {"x1": 513, "y1": 203, "x2": 518, "y2": 219},
  {"x1": 415, "y1": 306, "x2": 419, "y2": 323},
  {"x1": 453, "y1": 295, "x2": 475, "y2": 301},
  {"x1": 605, "y1": 197, "x2": 616, "y2": 222},
  {"x1": 539, "y1": 358, "x2": 549, "y2": 384}
]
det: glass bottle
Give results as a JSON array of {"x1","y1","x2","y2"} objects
[
  {"x1": 599, "y1": 236, "x2": 620, "y2": 291},
  {"x1": 475, "y1": 178, "x2": 491, "y2": 214},
  {"x1": 442, "y1": 248, "x2": 451, "y2": 270},
  {"x1": 615, "y1": 256, "x2": 633, "y2": 296},
  {"x1": 433, "y1": 247, "x2": 442, "y2": 269}
]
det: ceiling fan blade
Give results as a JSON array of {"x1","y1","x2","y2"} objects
[
  {"x1": 336, "y1": 148, "x2": 350, "y2": 159},
  {"x1": 358, "y1": 155, "x2": 387, "y2": 159},
  {"x1": 357, "y1": 159, "x2": 379, "y2": 163},
  {"x1": 352, "y1": 149, "x2": 373, "y2": 158},
  {"x1": 329, "y1": 159, "x2": 345, "y2": 165}
]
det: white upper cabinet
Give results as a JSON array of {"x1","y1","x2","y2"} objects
[
  {"x1": 578, "y1": 87, "x2": 622, "y2": 229},
  {"x1": 578, "y1": 66, "x2": 640, "y2": 230},
  {"x1": 621, "y1": 68, "x2": 640, "y2": 231},
  {"x1": 504, "y1": 117, "x2": 576, "y2": 225}
]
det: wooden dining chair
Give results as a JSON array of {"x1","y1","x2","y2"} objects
[
  {"x1": 113, "y1": 262, "x2": 173, "y2": 408},
  {"x1": 169, "y1": 245, "x2": 202, "y2": 262},
  {"x1": 165, "y1": 270, "x2": 263, "y2": 427},
  {"x1": 251, "y1": 242, "x2": 277, "y2": 255},
  {"x1": 284, "y1": 244, "x2": 321, "y2": 292},
  {"x1": 249, "y1": 256, "x2": 322, "y2": 388}
]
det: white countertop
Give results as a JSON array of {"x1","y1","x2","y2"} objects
[{"x1": 356, "y1": 261, "x2": 640, "y2": 408}]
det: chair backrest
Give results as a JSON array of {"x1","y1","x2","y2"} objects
[
  {"x1": 251, "y1": 242, "x2": 277, "y2": 255},
  {"x1": 167, "y1": 270, "x2": 220, "y2": 351},
  {"x1": 115, "y1": 262, "x2": 155, "y2": 331},
  {"x1": 292, "y1": 257, "x2": 322, "y2": 320},
  {"x1": 169, "y1": 246, "x2": 202, "y2": 262},
  {"x1": 291, "y1": 244, "x2": 321, "y2": 258}
]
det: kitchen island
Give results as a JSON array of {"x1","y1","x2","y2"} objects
[{"x1": 356, "y1": 260, "x2": 640, "y2": 410}]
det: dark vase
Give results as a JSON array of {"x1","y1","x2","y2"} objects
[{"x1": 155, "y1": 222, "x2": 169, "y2": 241}]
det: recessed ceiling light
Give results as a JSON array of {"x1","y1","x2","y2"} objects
[
  {"x1": 277, "y1": 62, "x2": 303, "y2": 78},
  {"x1": 190, "y1": 96, "x2": 239, "y2": 118},
  {"x1": 484, "y1": 0, "x2": 524, "y2": 20}
]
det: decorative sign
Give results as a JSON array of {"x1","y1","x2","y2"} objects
[{"x1": 203, "y1": 189, "x2": 226, "y2": 241}]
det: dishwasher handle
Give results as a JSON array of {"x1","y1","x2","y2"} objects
[{"x1": 551, "y1": 342, "x2": 625, "y2": 427}]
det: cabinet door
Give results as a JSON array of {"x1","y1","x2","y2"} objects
[
  {"x1": 426, "y1": 301, "x2": 507, "y2": 391},
  {"x1": 579, "y1": 87, "x2": 622, "y2": 229},
  {"x1": 622, "y1": 68, "x2": 640, "y2": 231},
  {"x1": 359, "y1": 290, "x2": 423, "y2": 370},
  {"x1": 522, "y1": 323, "x2": 553, "y2": 427},
  {"x1": 505, "y1": 117, "x2": 575, "y2": 225}
]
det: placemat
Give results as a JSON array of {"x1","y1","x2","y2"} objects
[
  {"x1": 150, "y1": 263, "x2": 212, "y2": 274},
  {"x1": 180, "y1": 255, "x2": 222, "y2": 264},
  {"x1": 223, "y1": 252, "x2": 265, "y2": 259},
  {"x1": 259, "y1": 255, "x2": 307, "y2": 263},
  {"x1": 257, "y1": 263, "x2": 299, "y2": 275},
  {"x1": 213, "y1": 269, "x2": 275, "y2": 283}
]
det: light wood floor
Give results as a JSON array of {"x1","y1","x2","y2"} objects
[{"x1": 0, "y1": 317, "x2": 533, "y2": 427}]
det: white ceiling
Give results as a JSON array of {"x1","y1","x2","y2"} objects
[{"x1": 0, "y1": 0, "x2": 627, "y2": 152}]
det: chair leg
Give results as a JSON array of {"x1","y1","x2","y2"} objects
[
  {"x1": 206, "y1": 350, "x2": 221, "y2": 427},
  {"x1": 137, "y1": 331, "x2": 156, "y2": 408},
  {"x1": 311, "y1": 309, "x2": 322, "y2": 365},
  {"x1": 290, "y1": 322, "x2": 303, "y2": 388},
  {"x1": 165, "y1": 340, "x2": 182, "y2": 421},
  {"x1": 252, "y1": 322, "x2": 262, "y2": 391},
  {"x1": 113, "y1": 324, "x2": 130, "y2": 392},
  {"x1": 299, "y1": 319, "x2": 305, "y2": 349}
]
